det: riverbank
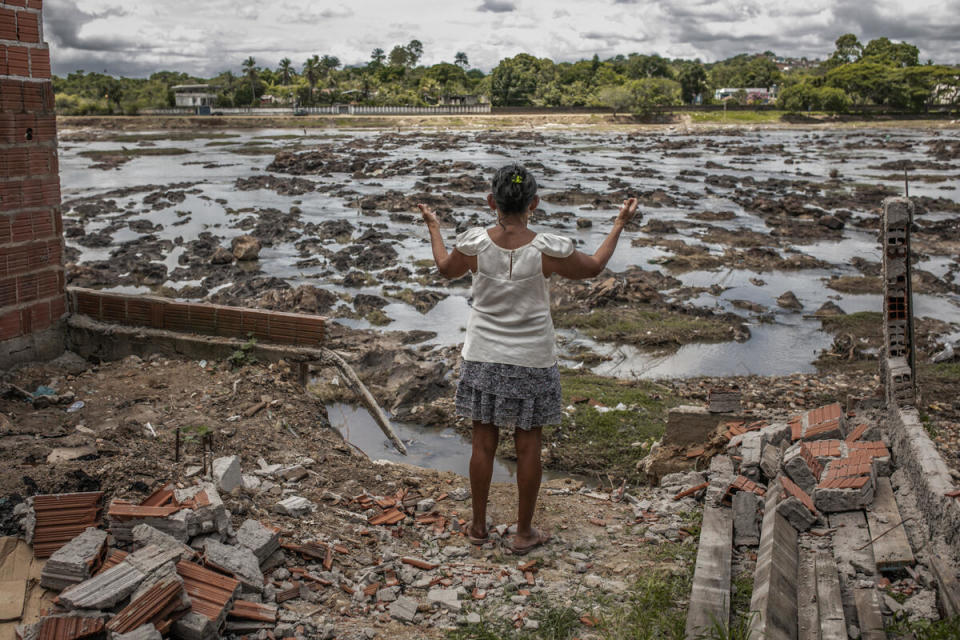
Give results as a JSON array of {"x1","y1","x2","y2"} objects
[{"x1": 58, "y1": 111, "x2": 960, "y2": 133}]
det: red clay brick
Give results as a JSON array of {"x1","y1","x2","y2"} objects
[
  {"x1": 798, "y1": 443, "x2": 824, "y2": 479},
  {"x1": 6, "y1": 44, "x2": 28, "y2": 76},
  {"x1": 781, "y1": 474, "x2": 818, "y2": 515},
  {"x1": 28, "y1": 46, "x2": 48, "y2": 78},
  {"x1": 0, "y1": 181, "x2": 22, "y2": 211},
  {"x1": 845, "y1": 423, "x2": 869, "y2": 443},
  {"x1": 16, "y1": 271, "x2": 37, "y2": 302},
  {"x1": 49, "y1": 293, "x2": 65, "y2": 319},
  {"x1": 33, "y1": 113, "x2": 56, "y2": 142},
  {"x1": 15, "y1": 10, "x2": 38, "y2": 42},
  {"x1": 0, "y1": 276, "x2": 16, "y2": 307},
  {"x1": 36, "y1": 269, "x2": 56, "y2": 298},
  {"x1": 0, "y1": 309, "x2": 21, "y2": 340},
  {"x1": 2, "y1": 147, "x2": 30, "y2": 176},
  {"x1": 0, "y1": 78, "x2": 22, "y2": 111},
  {"x1": 848, "y1": 441, "x2": 889, "y2": 459},
  {"x1": 26, "y1": 298, "x2": 50, "y2": 330},
  {"x1": 10, "y1": 211, "x2": 32, "y2": 241},
  {"x1": 27, "y1": 0, "x2": 42, "y2": 10},
  {"x1": 0, "y1": 8, "x2": 16, "y2": 40},
  {"x1": 0, "y1": 217, "x2": 11, "y2": 244},
  {"x1": 5, "y1": 1, "x2": 29, "y2": 8}
]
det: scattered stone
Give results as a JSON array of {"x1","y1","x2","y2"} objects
[
  {"x1": 777, "y1": 291, "x2": 803, "y2": 310},
  {"x1": 278, "y1": 465, "x2": 308, "y2": 482},
  {"x1": 389, "y1": 596, "x2": 419, "y2": 623},
  {"x1": 274, "y1": 496, "x2": 314, "y2": 517},
  {"x1": 427, "y1": 588, "x2": 462, "y2": 612},
  {"x1": 210, "y1": 247, "x2": 234, "y2": 265},
  {"x1": 232, "y1": 235, "x2": 262, "y2": 261},
  {"x1": 813, "y1": 301, "x2": 846, "y2": 317},
  {"x1": 449, "y1": 488, "x2": 470, "y2": 501}
]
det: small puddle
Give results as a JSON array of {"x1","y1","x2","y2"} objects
[{"x1": 327, "y1": 403, "x2": 570, "y2": 483}]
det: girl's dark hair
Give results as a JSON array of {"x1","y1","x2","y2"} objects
[{"x1": 491, "y1": 163, "x2": 537, "y2": 215}]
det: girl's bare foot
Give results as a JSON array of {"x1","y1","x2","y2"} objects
[
  {"x1": 507, "y1": 528, "x2": 551, "y2": 555},
  {"x1": 467, "y1": 522, "x2": 488, "y2": 545}
]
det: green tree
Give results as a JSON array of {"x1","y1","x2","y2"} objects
[
  {"x1": 827, "y1": 34, "x2": 863, "y2": 67},
  {"x1": 742, "y1": 56, "x2": 781, "y2": 87},
  {"x1": 388, "y1": 45, "x2": 409, "y2": 67},
  {"x1": 678, "y1": 62, "x2": 708, "y2": 103},
  {"x1": 278, "y1": 58, "x2": 294, "y2": 85},
  {"x1": 302, "y1": 55, "x2": 320, "y2": 105},
  {"x1": 406, "y1": 40, "x2": 424, "y2": 66},
  {"x1": 370, "y1": 48, "x2": 386, "y2": 66},
  {"x1": 632, "y1": 77, "x2": 681, "y2": 114},
  {"x1": 816, "y1": 86, "x2": 850, "y2": 113},
  {"x1": 454, "y1": 51, "x2": 469, "y2": 69},
  {"x1": 597, "y1": 84, "x2": 634, "y2": 115},
  {"x1": 862, "y1": 37, "x2": 920, "y2": 67},
  {"x1": 242, "y1": 56, "x2": 259, "y2": 106},
  {"x1": 489, "y1": 54, "x2": 544, "y2": 106}
]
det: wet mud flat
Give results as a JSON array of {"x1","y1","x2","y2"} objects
[{"x1": 55, "y1": 124, "x2": 960, "y2": 475}]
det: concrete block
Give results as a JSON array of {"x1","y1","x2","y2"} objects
[
  {"x1": 236, "y1": 520, "x2": 280, "y2": 564},
  {"x1": 740, "y1": 431, "x2": 764, "y2": 470},
  {"x1": 57, "y1": 562, "x2": 146, "y2": 610},
  {"x1": 172, "y1": 482, "x2": 229, "y2": 538},
  {"x1": 749, "y1": 479, "x2": 799, "y2": 640},
  {"x1": 389, "y1": 595, "x2": 419, "y2": 622},
  {"x1": 783, "y1": 444, "x2": 820, "y2": 495},
  {"x1": 172, "y1": 611, "x2": 218, "y2": 640},
  {"x1": 112, "y1": 624, "x2": 162, "y2": 640},
  {"x1": 778, "y1": 497, "x2": 817, "y2": 532},
  {"x1": 814, "y1": 478, "x2": 874, "y2": 513},
  {"x1": 733, "y1": 491, "x2": 762, "y2": 546},
  {"x1": 759, "y1": 444, "x2": 780, "y2": 481},
  {"x1": 278, "y1": 465, "x2": 308, "y2": 482},
  {"x1": 427, "y1": 588, "x2": 461, "y2": 612},
  {"x1": 274, "y1": 495, "x2": 314, "y2": 517},
  {"x1": 41, "y1": 527, "x2": 108, "y2": 591},
  {"x1": 202, "y1": 539, "x2": 263, "y2": 592},
  {"x1": 760, "y1": 421, "x2": 791, "y2": 448},
  {"x1": 131, "y1": 524, "x2": 194, "y2": 559},
  {"x1": 212, "y1": 455, "x2": 242, "y2": 493},
  {"x1": 664, "y1": 406, "x2": 723, "y2": 447},
  {"x1": 126, "y1": 544, "x2": 185, "y2": 575}
]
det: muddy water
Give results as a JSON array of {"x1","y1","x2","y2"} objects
[{"x1": 59, "y1": 126, "x2": 960, "y2": 382}]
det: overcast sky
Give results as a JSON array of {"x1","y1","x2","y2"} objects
[{"x1": 45, "y1": 0, "x2": 960, "y2": 78}]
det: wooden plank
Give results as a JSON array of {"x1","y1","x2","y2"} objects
[
  {"x1": 749, "y1": 479, "x2": 799, "y2": 640},
  {"x1": 854, "y1": 588, "x2": 887, "y2": 640},
  {"x1": 684, "y1": 505, "x2": 733, "y2": 639},
  {"x1": 815, "y1": 550, "x2": 846, "y2": 640},
  {"x1": 865, "y1": 478, "x2": 914, "y2": 572},
  {"x1": 796, "y1": 551, "x2": 818, "y2": 640}
]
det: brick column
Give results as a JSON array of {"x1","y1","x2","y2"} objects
[
  {"x1": 881, "y1": 197, "x2": 916, "y2": 407},
  {"x1": 0, "y1": 0, "x2": 66, "y2": 367}
]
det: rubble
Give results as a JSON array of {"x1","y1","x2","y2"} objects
[
  {"x1": 235, "y1": 520, "x2": 280, "y2": 564},
  {"x1": 274, "y1": 496, "x2": 314, "y2": 517},
  {"x1": 200, "y1": 539, "x2": 263, "y2": 592},
  {"x1": 211, "y1": 456, "x2": 242, "y2": 493},
  {"x1": 39, "y1": 527, "x2": 108, "y2": 591}
]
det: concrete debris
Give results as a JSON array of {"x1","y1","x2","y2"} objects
[
  {"x1": 708, "y1": 389, "x2": 741, "y2": 414},
  {"x1": 278, "y1": 464, "x2": 308, "y2": 482},
  {"x1": 40, "y1": 527, "x2": 108, "y2": 591},
  {"x1": 389, "y1": 595, "x2": 420, "y2": 623},
  {"x1": 212, "y1": 455, "x2": 242, "y2": 493},
  {"x1": 201, "y1": 539, "x2": 264, "y2": 592},
  {"x1": 57, "y1": 560, "x2": 146, "y2": 610},
  {"x1": 235, "y1": 519, "x2": 280, "y2": 564},
  {"x1": 131, "y1": 524, "x2": 194, "y2": 559},
  {"x1": 427, "y1": 588, "x2": 462, "y2": 612},
  {"x1": 112, "y1": 623, "x2": 163, "y2": 640},
  {"x1": 273, "y1": 495, "x2": 315, "y2": 517},
  {"x1": 732, "y1": 491, "x2": 762, "y2": 546},
  {"x1": 759, "y1": 444, "x2": 781, "y2": 481},
  {"x1": 783, "y1": 443, "x2": 823, "y2": 494}
]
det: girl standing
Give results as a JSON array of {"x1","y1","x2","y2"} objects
[{"x1": 418, "y1": 163, "x2": 638, "y2": 554}]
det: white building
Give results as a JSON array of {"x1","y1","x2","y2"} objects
[
  {"x1": 173, "y1": 84, "x2": 217, "y2": 108},
  {"x1": 714, "y1": 87, "x2": 779, "y2": 103}
]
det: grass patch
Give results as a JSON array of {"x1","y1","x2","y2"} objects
[
  {"x1": 886, "y1": 614, "x2": 960, "y2": 639},
  {"x1": 448, "y1": 540, "x2": 696, "y2": 640},
  {"x1": 78, "y1": 147, "x2": 192, "y2": 158},
  {"x1": 533, "y1": 370, "x2": 676, "y2": 476},
  {"x1": 98, "y1": 132, "x2": 238, "y2": 142},
  {"x1": 819, "y1": 311, "x2": 882, "y2": 341},
  {"x1": 365, "y1": 309, "x2": 392, "y2": 326},
  {"x1": 554, "y1": 307, "x2": 742, "y2": 347},
  {"x1": 686, "y1": 110, "x2": 793, "y2": 124},
  {"x1": 824, "y1": 275, "x2": 882, "y2": 294}
]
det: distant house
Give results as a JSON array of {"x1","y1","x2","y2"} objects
[
  {"x1": 172, "y1": 84, "x2": 217, "y2": 108},
  {"x1": 932, "y1": 82, "x2": 960, "y2": 106},
  {"x1": 714, "y1": 86, "x2": 779, "y2": 104},
  {"x1": 438, "y1": 94, "x2": 486, "y2": 106}
]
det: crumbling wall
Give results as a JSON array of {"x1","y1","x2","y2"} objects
[
  {"x1": 880, "y1": 197, "x2": 960, "y2": 567},
  {"x1": 0, "y1": 0, "x2": 66, "y2": 368}
]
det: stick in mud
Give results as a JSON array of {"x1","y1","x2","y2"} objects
[{"x1": 319, "y1": 347, "x2": 408, "y2": 455}]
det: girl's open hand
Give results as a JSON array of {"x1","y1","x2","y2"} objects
[
  {"x1": 616, "y1": 197, "x2": 639, "y2": 227},
  {"x1": 417, "y1": 203, "x2": 439, "y2": 228}
]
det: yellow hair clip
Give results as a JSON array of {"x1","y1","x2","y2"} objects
[{"x1": 512, "y1": 175, "x2": 523, "y2": 184}]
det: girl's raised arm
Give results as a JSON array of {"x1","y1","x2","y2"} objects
[
  {"x1": 543, "y1": 197, "x2": 638, "y2": 280},
  {"x1": 418, "y1": 203, "x2": 474, "y2": 279}
]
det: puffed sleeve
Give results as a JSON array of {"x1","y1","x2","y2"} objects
[
  {"x1": 533, "y1": 233, "x2": 575, "y2": 258},
  {"x1": 454, "y1": 227, "x2": 491, "y2": 256}
]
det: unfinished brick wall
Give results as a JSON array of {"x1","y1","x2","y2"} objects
[
  {"x1": 0, "y1": 0, "x2": 66, "y2": 367},
  {"x1": 881, "y1": 197, "x2": 916, "y2": 407}
]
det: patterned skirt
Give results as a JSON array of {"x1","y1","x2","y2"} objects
[{"x1": 455, "y1": 360, "x2": 563, "y2": 431}]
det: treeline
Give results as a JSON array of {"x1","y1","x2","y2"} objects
[{"x1": 52, "y1": 34, "x2": 959, "y2": 116}]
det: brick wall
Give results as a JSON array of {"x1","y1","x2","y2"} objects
[
  {"x1": 0, "y1": 0, "x2": 66, "y2": 366},
  {"x1": 68, "y1": 288, "x2": 326, "y2": 348}
]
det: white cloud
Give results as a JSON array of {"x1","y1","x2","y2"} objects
[{"x1": 43, "y1": 0, "x2": 960, "y2": 77}]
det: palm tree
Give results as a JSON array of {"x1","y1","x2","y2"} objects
[
  {"x1": 278, "y1": 57, "x2": 293, "y2": 85},
  {"x1": 454, "y1": 51, "x2": 469, "y2": 69},
  {"x1": 303, "y1": 55, "x2": 320, "y2": 106},
  {"x1": 242, "y1": 56, "x2": 258, "y2": 106}
]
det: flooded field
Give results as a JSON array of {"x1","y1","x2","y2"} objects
[{"x1": 58, "y1": 125, "x2": 960, "y2": 381}]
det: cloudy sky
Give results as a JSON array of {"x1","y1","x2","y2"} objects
[{"x1": 45, "y1": 0, "x2": 960, "y2": 78}]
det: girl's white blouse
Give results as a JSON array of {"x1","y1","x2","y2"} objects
[{"x1": 455, "y1": 227, "x2": 574, "y2": 368}]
